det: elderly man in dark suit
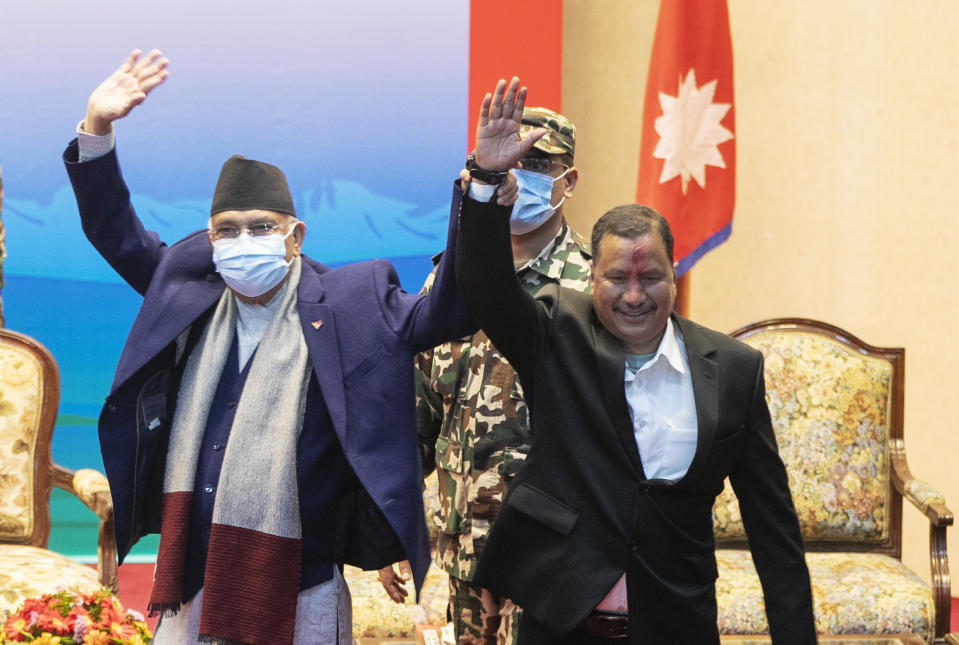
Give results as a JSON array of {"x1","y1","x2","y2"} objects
[
  {"x1": 61, "y1": 50, "x2": 518, "y2": 645},
  {"x1": 455, "y1": 77, "x2": 817, "y2": 644}
]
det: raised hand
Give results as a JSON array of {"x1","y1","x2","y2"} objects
[
  {"x1": 474, "y1": 77, "x2": 545, "y2": 171},
  {"x1": 84, "y1": 49, "x2": 170, "y2": 135}
]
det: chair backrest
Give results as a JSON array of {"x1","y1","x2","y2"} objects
[
  {"x1": 713, "y1": 318, "x2": 904, "y2": 559},
  {"x1": 0, "y1": 328, "x2": 60, "y2": 547}
]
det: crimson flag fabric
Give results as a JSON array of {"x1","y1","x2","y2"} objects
[{"x1": 636, "y1": 0, "x2": 735, "y2": 276}]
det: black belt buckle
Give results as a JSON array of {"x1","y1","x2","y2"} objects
[{"x1": 580, "y1": 610, "x2": 629, "y2": 640}]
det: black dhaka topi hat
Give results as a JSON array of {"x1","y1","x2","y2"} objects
[{"x1": 210, "y1": 154, "x2": 296, "y2": 216}]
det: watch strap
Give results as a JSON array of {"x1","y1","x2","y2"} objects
[{"x1": 466, "y1": 151, "x2": 507, "y2": 185}]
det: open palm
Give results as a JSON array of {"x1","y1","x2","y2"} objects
[
  {"x1": 85, "y1": 49, "x2": 169, "y2": 135},
  {"x1": 474, "y1": 77, "x2": 544, "y2": 171}
]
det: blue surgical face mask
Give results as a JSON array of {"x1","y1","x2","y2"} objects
[
  {"x1": 211, "y1": 223, "x2": 297, "y2": 297},
  {"x1": 510, "y1": 167, "x2": 570, "y2": 235}
]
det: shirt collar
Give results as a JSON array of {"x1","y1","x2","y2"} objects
[
  {"x1": 517, "y1": 223, "x2": 575, "y2": 279},
  {"x1": 624, "y1": 317, "x2": 687, "y2": 379}
]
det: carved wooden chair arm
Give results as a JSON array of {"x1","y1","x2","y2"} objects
[
  {"x1": 50, "y1": 463, "x2": 119, "y2": 592},
  {"x1": 891, "y1": 438, "x2": 954, "y2": 525},
  {"x1": 890, "y1": 437, "x2": 954, "y2": 639},
  {"x1": 70, "y1": 469, "x2": 113, "y2": 522}
]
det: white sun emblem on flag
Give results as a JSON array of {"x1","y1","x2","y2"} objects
[{"x1": 653, "y1": 68, "x2": 733, "y2": 194}]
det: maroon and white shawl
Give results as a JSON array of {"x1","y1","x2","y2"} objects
[{"x1": 149, "y1": 258, "x2": 311, "y2": 645}]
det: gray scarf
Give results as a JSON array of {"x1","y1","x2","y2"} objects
[{"x1": 150, "y1": 257, "x2": 312, "y2": 645}]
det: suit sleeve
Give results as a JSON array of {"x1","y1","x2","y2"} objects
[
  {"x1": 455, "y1": 191, "x2": 548, "y2": 378},
  {"x1": 730, "y1": 353, "x2": 817, "y2": 645},
  {"x1": 411, "y1": 264, "x2": 444, "y2": 476},
  {"x1": 375, "y1": 182, "x2": 478, "y2": 353},
  {"x1": 63, "y1": 140, "x2": 168, "y2": 296}
]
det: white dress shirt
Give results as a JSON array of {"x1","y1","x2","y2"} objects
[
  {"x1": 598, "y1": 318, "x2": 699, "y2": 614},
  {"x1": 624, "y1": 317, "x2": 698, "y2": 482},
  {"x1": 76, "y1": 120, "x2": 115, "y2": 161}
]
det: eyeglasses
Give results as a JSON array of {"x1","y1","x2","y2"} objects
[
  {"x1": 520, "y1": 156, "x2": 568, "y2": 176},
  {"x1": 208, "y1": 220, "x2": 297, "y2": 241}
]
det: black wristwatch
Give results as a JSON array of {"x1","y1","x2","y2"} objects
[{"x1": 466, "y1": 151, "x2": 508, "y2": 185}]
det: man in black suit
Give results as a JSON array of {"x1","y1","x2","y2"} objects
[{"x1": 455, "y1": 77, "x2": 816, "y2": 644}]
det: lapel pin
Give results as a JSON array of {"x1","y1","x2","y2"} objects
[{"x1": 311, "y1": 320, "x2": 323, "y2": 330}]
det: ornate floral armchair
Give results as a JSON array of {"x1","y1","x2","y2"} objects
[
  {"x1": 713, "y1": 318, "x2": 953, "y2": 643},
  {"x1": 0, "y1": 327, "x2": 117, "y2": 618}
]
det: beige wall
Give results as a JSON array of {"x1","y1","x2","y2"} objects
[{"x1": 563, "y1": 0, "x2": 958, "y2": 587}]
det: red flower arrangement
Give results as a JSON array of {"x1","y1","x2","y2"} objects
[{"x1": 2, "y1": 589, "x2": 151, "y2": 644}]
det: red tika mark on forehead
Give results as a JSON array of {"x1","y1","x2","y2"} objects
[{"x1": 630, "y1": 243, "x2": 649, "y2": 276}]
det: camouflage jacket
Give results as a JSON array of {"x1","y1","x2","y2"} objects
[{"x1": 417, "y1": 223, "x2": 591, "y2": 581}]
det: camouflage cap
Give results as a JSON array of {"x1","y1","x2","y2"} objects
[{"x1": 520, "y1": 107, "x2": 575, "y2": 159}]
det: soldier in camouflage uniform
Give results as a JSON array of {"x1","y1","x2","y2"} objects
[{"x1": 378, "y1": 108, "x2": 592, "y2": 645}]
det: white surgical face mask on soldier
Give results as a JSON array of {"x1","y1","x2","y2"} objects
[
  {"x1": 211, "y1": 224, "x2": 296, "y2": 297},
  {"x1": 509, "y1": 167, "x2": 569, "y2": 235}
]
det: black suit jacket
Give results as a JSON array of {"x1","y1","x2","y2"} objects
[{"x1": 457, "y1": 195, "x2": 816, "y2": 644}]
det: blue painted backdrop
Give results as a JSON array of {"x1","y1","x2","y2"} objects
[{"x1": 0, "y1": 1, "x2": 468, "y2": 560}]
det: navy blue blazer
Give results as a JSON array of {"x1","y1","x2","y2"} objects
[{"x1": 63, "y1": 141, "x2": 475, "y2": 593}]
